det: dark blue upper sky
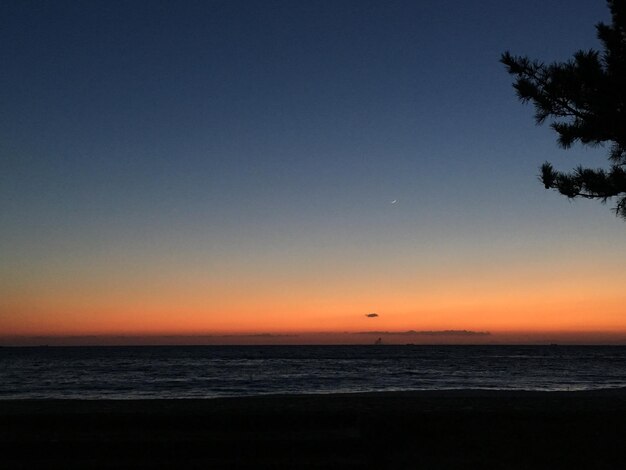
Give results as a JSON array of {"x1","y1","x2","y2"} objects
[
  {"x1": 1, "y1": 1, "x2": 625, "y2": 338},
  {"x1": 1, "y1": 1, "x2": 612, "y2": 230}
]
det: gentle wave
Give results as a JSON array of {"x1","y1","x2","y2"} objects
[{"x1": 1, "y1": 345, "x2": 626, "y2": 399}]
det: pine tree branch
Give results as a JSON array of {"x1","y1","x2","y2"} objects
[{"x1": 503, "y1": 2, "x2": 626, "y2": 220}]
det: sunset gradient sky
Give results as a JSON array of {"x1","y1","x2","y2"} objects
[{"x1": 1, "y1": 0, "x2": 625, "y2": 345}]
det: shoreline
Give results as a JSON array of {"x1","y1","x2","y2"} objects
[{"x1": 3, "y1": 389, "x2": 626, "y2": 468}]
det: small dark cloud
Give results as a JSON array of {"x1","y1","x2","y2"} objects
[
  {"x1": 365, "y1": 313, "x2": 379, "y2": 318},
  {"x1": 355, "y1": 330, "x2": 490, "y2": 336}
]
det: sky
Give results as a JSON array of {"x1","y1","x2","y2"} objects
[{"x1": 1, "y1": 0, "x2": 625, "y2": 345}]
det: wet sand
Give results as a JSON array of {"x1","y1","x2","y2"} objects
[{"x1": 3, "y1": 389, "x2": 626, "y2": 469}]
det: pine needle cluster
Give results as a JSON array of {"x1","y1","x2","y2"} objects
[{"x1": 502, "y1": 0, "x2": 626, "y2": 218}]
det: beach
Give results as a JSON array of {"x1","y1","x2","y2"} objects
[{"x1": 3, "y1": 389, "x2": 626, "y2": 469}]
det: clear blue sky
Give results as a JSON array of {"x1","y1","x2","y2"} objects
[{"x1": 1, "y1": 0, "x2": 624, "y2": 342}]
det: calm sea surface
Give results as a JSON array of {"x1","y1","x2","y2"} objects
[{"x1": 1, "y1": 345, "x2": 625, "y2": 399}]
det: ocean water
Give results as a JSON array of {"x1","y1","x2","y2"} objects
[{"x1": 1, "y1": 345, "x2": 625, "y2": 399}]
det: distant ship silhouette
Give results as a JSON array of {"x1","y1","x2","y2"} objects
[{"x1": 374, "y1": 337, "x2": 382, "y2": 345}]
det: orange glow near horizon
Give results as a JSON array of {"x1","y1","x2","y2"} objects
[
  {"x1": 2, "y1": 251, "x2": 626, "y2": 344},
  {"x1": 0, "y1": 270, "x2": 626, "y2": 342}
]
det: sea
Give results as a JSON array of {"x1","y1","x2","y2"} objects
[{"x1": 1, "y1": 345, "x2": 626, "y2": 399}]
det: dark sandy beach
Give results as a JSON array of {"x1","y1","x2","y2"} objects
[{"x1": 3, "y1": 389, "x2": 626, "y2": 469}]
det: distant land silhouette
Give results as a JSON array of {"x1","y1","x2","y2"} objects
[
  {"x1": 4, "y1": 330, "x2": 626, "y2": 346},
  {"x1": 355, "y1": 330, "x2": 490, "y2": 336}
]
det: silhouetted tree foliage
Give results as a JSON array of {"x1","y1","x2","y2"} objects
[{"x1": 502, "y1": 0, "x2": 626, "y2": 219}]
